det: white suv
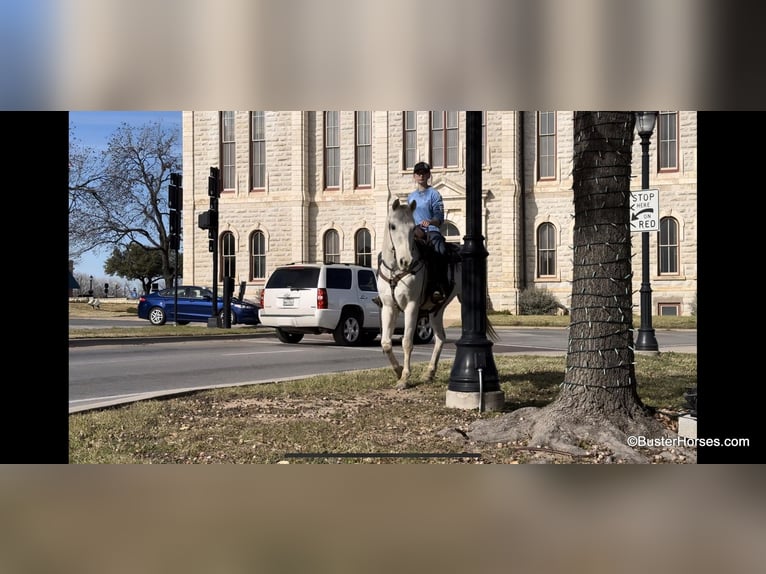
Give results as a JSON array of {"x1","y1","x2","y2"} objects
[{"x1": 258, "y1": 262, "x2": 433, "y2": 346}]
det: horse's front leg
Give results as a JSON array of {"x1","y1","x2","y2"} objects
[
  {"x1": 380, "y1": 306, "x2": 402, "y2": 381},
  {"x1": 421, "y1": 309, "x2": 447, "y2": 383},
  {"x1": 395, "y1": 304, "x2": 419, "y2": 390}
]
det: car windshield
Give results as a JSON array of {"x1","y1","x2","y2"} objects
[{"x1": 266, "y1": 267, "x2": 320, "y2": 289}]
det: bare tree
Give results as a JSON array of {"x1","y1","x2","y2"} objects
[
  {"x1": 68, "y1": 121, "x2": 181, "y2": 286},
  {"x1": 465, "y1": 112, "x2": 687, "y2": 462}
]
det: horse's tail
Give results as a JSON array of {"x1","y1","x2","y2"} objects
[{"x1": 486, "y1": 314, "x2": 499, "y2": 342}]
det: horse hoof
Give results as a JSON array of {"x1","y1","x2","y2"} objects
[
  {"x1": 394, "y1": 366, "x2": 403, "y2": 379},
  {"x1": 395, "y1": 380, "x2": 412, "y2": 390}
]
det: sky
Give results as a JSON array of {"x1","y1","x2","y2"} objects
[{"x1": 69, "y1": 111, "x2": 182, "y2": 282}]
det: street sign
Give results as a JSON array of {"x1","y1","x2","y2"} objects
[{"x1": 630, "y1": 188, "x2": 659, "y2": 232}]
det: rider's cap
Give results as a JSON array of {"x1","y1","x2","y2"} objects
[{"x1": 413, "y1": 162, "x2": 431, "y2": 174}]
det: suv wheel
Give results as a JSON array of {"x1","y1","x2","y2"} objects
[
  {"x1": 276, "y1": 328, "x2": 304, "y2": 344},
  {"x1": 333, "y1": 311, "x2": 363, "y2": 346},
  {"x1": 413, "y1": 315, "x2": 434, "y2": 344}
]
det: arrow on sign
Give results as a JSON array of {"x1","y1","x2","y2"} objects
[{"x1": 631, "y1": 208, "x2": 654, "y2": 220}]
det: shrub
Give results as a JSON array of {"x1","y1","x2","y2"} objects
[{"x1": 518, "y1": 286, "x2": 564, "y2": 315}]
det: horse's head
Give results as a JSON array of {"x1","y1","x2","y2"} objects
[{"x1": 387, "y1": 198, "x2": 417, "y2": 269}]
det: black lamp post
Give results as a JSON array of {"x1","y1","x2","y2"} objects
[
  {"x1": 89, "y1": 275, "x2": 93, "y2": 297},
  {"x1": 446, "y1": 111, "x2": 504, "y2": 411},
  {"x1": 635, "y1": 111, "x2": 659, "y2": 352}
]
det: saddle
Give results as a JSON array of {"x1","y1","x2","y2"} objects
[{"x1": 414, "y1": 235, "x2": 461, "y2": 308}]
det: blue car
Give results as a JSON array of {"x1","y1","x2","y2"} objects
[{"x1": 137, "y1": 286, "x2": 260, "y2": 326}]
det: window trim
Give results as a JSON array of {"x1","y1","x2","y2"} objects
[
  {"x1": 249, "y1": 230, "x2": 266, "y2": 281},
  {"x1": 403, "y1": 111, "x2": 417, "y2": 171},
  {"x1": 221, "y1": 111, "x2": 236, "y2": 191},
  {"x1": 323, "y1": 229, "x2": 340, "y2": 263},
  {"x1": 429, "y1": 110, "x2": 459, "y2": 169},
  {"x1": 250, "y1": 111, "x2": 266, "y2": 191},
  {"x1": 324, "y1": 111, "x2": 340, "y2": 190},
  {"x1": 220, "y1": 230, "x2": 236, "y2": 281},
  {"x1": 537, "y1": 111, "x2": 557, "y2": 181},
  {"x1": 354, "y1": 228, "x2": 372, "y2": 267},
  {"x1": 658, "y1": 216, "x2": 680, "y2": 275},
  {"x1": 536, "y1": 222, "x2": 557, "y2": 278},
  {"x1": 354, "y1": 111, "x2": 372, "y2": 188},
  {"x1": 658, "y1": 111, "x2": 679, "y2": 173}
]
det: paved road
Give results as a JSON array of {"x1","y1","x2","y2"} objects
[{"x1": 69, "y1": 324, "x2": 696, "y2": 413}]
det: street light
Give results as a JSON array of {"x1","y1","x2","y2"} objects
[
  {"x1": 89, "y1": 275, "x2": 94, "y2": 297},
  {"x1": 635, "y1": 111, "x2": 659, "y2": 353}
]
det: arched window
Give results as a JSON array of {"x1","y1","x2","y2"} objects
[
  {"x1": 440, "y1": 221, "x2": 461, "y2": 243},
  {"x1": 323, "y1": 229, "x2": 340, "y2": 263},
  {"x1": 537, "y1": 223, "x2": 556, "y2": 277},
  {"x1": 220, "y1": 231, "x2": 236, "y2": 279},
  {"x1": 659, "y1": 217, "x2": 679, "y2": 274},
  {"x1": 355, "y1": 228, "x2": 372, "y2": 267},
  {"x1": 249, "y1": 230, "x2": 266, "y2": 280}
]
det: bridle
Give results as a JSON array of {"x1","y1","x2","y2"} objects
[{"x1": 377, "y1": 216, "x2": 426, "y2": 311}]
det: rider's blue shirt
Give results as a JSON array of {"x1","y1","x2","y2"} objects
[{"x1": 407, "y1": 186, "x2": 444, "y2": 232}]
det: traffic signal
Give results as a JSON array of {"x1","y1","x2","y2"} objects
[
  {"x1": 169, "y1": 209, "x2": 181, "y2": 236},
  {"x1": 208, "y1": 166, "x2": 220, "y2": 198},
  {"x1": 198, "y1": 209, "x2": 218, "y2": 230}
]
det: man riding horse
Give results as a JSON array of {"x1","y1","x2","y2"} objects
[{"x1": 408, "y1": 161, "x2": 454, "y2": 304}]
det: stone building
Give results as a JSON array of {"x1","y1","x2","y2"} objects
[{"x1": 182, "y1": 111, "x2": 697, "y2": 316}]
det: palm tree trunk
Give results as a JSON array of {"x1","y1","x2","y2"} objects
[{"x1": 555, "y1": 111, "x2": 646, "y2": 421}]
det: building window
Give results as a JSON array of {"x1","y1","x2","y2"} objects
[
  {"x1": 441, "y1": 221, "x2": 461, "y2": 243},
  {"x1": 538, "y1": 111, "x2": 556, "y2": 180},
  {"x1": 221, "y1": 231, "x2": 236, "y2": 280},
  {"x1": 355, "y1": 228, "x2": 372, "y2": 267},
  {"x1": 659, "y1": 303, "x2": 680, "y2": 316},
  {"x1": 355, "y1": 111, "x2": 371, "y2": 187},
  {"x1": 537, "y1": 222, "x2": 556, "y2": 277},
  {"x1": 430, "y1": 111, "x2": 458, "y2": 168},
  {"x1": 403, "y1": 111, "x2": 417, "y2": 170},
  {"x1": 658, "y1": 111, "x2": 678, "y2": 171},
  {"x1": 659, "y1": 217, "x2": 679, "y2": 275},
  {"x1": 221, "y1": 111, "x2": 236, "y2": 190},
  {"x1": 323, "y1": 229, "x2": 340, "y2": 263},
  {"x1": 324, "y1": 111, "x2": 340, "y2": 188},
  {"x1": 251, "y1": 111, "x2": 265, "y2": 190},
  {"x1": 249, "y1": 230, "x2": 266, "y2": 280}
]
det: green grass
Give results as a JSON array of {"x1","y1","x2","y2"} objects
[{"x1": 69, "y1": 353, "x2": 697, "y2": 464}]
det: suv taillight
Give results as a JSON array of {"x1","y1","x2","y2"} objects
[
  {"x1": 260, "y1": 289, "x2": 265, "y2": 308},
  {"x1": 317, "y1": 288, "x2": 328, "y2": 309}
]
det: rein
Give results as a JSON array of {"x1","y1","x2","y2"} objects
[{"x1": 378, "y1": 223, "x2": 426, "y2": 312}]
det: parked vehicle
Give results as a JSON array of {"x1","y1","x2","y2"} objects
[
  {"x1": 258, "y1": 262, "x2": 433, "y2": 346},
  {"x1": 137, "y1": 286, "x2": 260, "y2": 326}
]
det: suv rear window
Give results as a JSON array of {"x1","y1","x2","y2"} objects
[
  {"x1": 326, "y1": 268, "x2": 352, "y2": 289},
  {"x1": 266, "y1": 267, "x2": 320, "y2": 289}
]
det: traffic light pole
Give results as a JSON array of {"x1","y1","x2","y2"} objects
[
  {"x1": 169, "y1": 172, "x2": 182, "y2": 326},
  {"x1": 208, "y1": 167, "x2": 220, "y2": 326}
]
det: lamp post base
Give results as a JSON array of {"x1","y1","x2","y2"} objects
[
  {"x1": 446, "y1": 390, "x2": 505, "y2": 412},
  {"x1": 635, "y1": 328, "x2": 659, "y2": 354}
]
